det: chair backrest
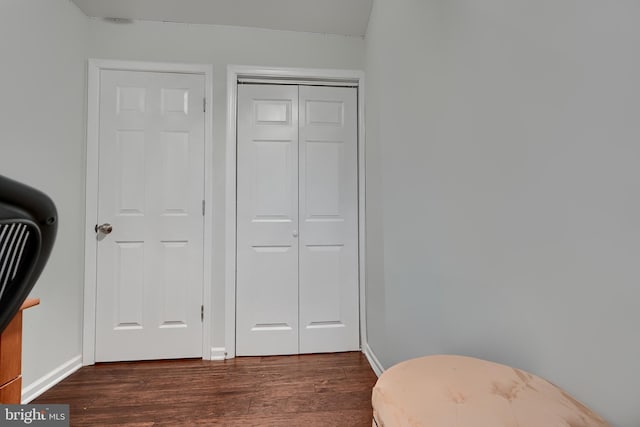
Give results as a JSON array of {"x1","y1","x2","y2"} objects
[{"x1": 0, "y1": 175, "x2": 57, "y2": 334}]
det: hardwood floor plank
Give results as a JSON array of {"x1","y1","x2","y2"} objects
[
  {"x1": 206, "y1": 409, "x2": 374, "y2": 427},
  {"x1": 314, "y1": 376, "x2": 377, "y2": 394},
  {"x1": 284, "y1": 391, "x2": 373, "y2": 413},
  {"x1": 33, "y1": 352, "x2": 377, "y2": 426}
]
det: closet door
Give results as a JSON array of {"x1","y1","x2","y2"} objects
[
  {"x1": 236, "y1": 84, "x2": 299, "y2": 356},
  {"x1": 298, "y1": 86, "x2": 359, "y2": 353},
  {"x1": 95, "y1": 70, "x2": 205, "y2": 362}
]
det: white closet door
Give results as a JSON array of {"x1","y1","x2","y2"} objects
[
  {"x1": 95, "y1": 70, "x2": 205, "y2": 362},
  {"x1": 236, "y1": 84, "x2": 300, "y2": 356},
  {"x1": 298, "y1": 86, "x2": 359, "y2": 353}
]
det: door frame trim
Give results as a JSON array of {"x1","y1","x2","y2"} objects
[
  {"x1": 225, "y1": 65, "x2": 366, "y2": 358},
  {"x1": 83, "y1": 59, "x2": 214, "y2": 365}
]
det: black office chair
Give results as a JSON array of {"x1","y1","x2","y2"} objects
[{"x1": 0, "y1": 174, "x2": 57, "y2": 334}]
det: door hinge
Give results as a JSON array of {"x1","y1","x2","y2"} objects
[
  {"x1": 202, "y1": 200, "x2": 205, "y2": 216},
  {"x1": 201, "y1": 305, "x2": 204, "y2": 322},
  {"x1": 203, "y1": 98, "x2": 206, "y2": 112}
]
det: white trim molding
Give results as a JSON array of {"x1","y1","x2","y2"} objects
[
  {"x1": 363, "y1": 343, "x2": 384, "y2": 377},
  {"x1": 225, "y1": 65, "x2": 366, "y2": 358},
  {"x1": 210, "y1": 347, "x2": 228, "y2": 361},
  {"x1": 22, "y1": 355, "x2": 82, "y2": 403},
  {"x1": 83, "y1": 59, "x2": 214, "y2": 365}
]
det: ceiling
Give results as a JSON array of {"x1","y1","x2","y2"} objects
[{"x1": 71, "y1": 0, "x2": 373, "y2": 37}]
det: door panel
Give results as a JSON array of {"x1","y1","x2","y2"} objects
[
  {"x1": 113, "y1": 241, "x2": 144, "y2": 329},
  {"x1": 236, "y1": 85, "x2": 299, "y2": 356},
  {"x1": 298, "y1": 86, "x2": 359, "y2": 354},
  {"x1": 96, "y1": 70, "x2": 205, "y2": 362}
]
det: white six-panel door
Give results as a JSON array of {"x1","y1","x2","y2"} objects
[
  {"x1": 236, "y1": 85, "x2": 300, "y2": 356},
  {"x1": 236, "y1": 84, "x2": 358, "y2": 356},
  {"x1": 298, "y1": 85, "x2": 359, "y2": 353},
  {"x1": 95, "y1": 70, "x2": 205, "y2": 362}
]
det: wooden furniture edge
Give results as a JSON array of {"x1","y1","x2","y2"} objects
[
  {"x1": 0, "y1": 297, "x2": 40, "y2": 403},
  {"x1": 20, "y1": 298, "x2": 40, "y2": 311}
]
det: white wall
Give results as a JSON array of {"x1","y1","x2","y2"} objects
[
  {"x1": 366, "y1": 1, "x2": 640, "y2": 426},
  {"x1": 87, "y1": 19, "x2": 365, "y2": 351},
  {"x1": 1, "y1": 1, "x2": 364, "y2": 398},
  {"x1": 365, "y1": 0, "x2": 444, "y2": 367},
  {"x1": 0, "y1": 0, "x2": 87, "y2": 391}
]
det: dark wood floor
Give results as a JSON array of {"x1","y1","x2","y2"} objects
[{"x1": 33, "y1": 352, "x2": 377, "y2": 426}]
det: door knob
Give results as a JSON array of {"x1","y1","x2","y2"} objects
[
  {"x1": 292, "y1": 230, "x2": 298, "y2": 238},
  {"x1": 95, "y1": 223, "x2": 113, "y2": 234}
]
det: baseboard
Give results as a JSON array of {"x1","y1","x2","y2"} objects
[
  {"x1": 210, "y1": 347, "x2": 227, "y2": 361},
  {"x1": 363, "y1": 343, "x2": 384, "y2": 377},
  {"x1": 22, "y1": 355, "x2": 82, "y2": 403}
]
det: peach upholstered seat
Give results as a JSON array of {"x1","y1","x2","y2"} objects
[{"x1": 372, "y1": 355, "x2": 609, "y2": 427}]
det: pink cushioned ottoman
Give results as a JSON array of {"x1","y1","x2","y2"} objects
[{"x1": 372, "y1": 355, "x2": 609, "y2": 427}]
